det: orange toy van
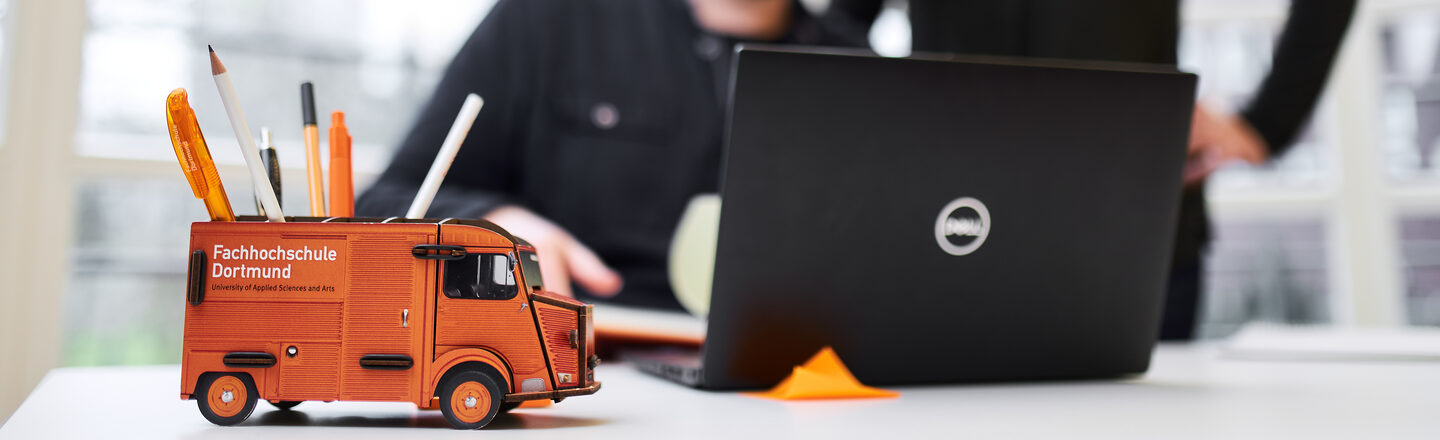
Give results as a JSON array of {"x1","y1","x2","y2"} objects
[{"x1": 179, "y1": 216, "x2": 600, "y2": 429}]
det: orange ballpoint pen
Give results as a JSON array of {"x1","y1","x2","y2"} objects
[
  {"x1": 328, "y1": 111, "x2": 353, "y2": 217},
  {"x1": 166, "y1": 88, "x2": 235, "y2": 222}
]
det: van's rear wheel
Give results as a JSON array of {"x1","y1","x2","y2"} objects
[
  {"x1": 196, "y1": 373, "x2": 257, "y2": 426},
  {"x1": 438, "y1": 370, "x2": 503, "y2": 429}
]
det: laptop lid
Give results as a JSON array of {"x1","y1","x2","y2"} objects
[{"x1": 700, "y1": 47, "x2": 1195, "y2": 389}]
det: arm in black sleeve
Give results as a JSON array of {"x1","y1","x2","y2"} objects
[
  {"x1": 355, "y1": 0, "x2": 536, "y2": 219},
  {"x1": 821, "y1": 0, "x2": 885, "y2": 42},
  {"x1": 1240, "y1": 0, "x2": 1356, "y2": 157}
]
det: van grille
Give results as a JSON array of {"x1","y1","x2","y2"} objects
[{"x1": 537, "y1": 305, "x2": 579, "y2": 386}]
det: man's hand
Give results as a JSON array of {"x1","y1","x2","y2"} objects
[
  {"x1": 689, "y1": 0, "x2": 793, "y2": 40},
  {"x1": 484, "y1": 205, "x2": 623, "y2": 298},
  {"x1": 1185, "y1": 103, "x2": 1269, "y2": 186}
]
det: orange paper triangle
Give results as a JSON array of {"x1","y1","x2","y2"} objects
[{"x1": 745, "y1": 347, "x2": 899, "y2": 400}]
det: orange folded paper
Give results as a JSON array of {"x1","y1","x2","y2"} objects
[{"x1": 746, "y1": 347, "x2": 899, "y2": 400}]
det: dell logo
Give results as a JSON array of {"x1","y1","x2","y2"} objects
[
  {"x1": 934, "y1": 197, "x2": 990, "y2": 256},
  {"x1": 944, "y1": 217, "x2": 984, "y2": 237}
]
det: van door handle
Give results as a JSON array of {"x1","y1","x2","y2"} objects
[
  {"x1": 186, "y1": 250, "x2": 206, "y2": 305},
  {"x1": 518, "y1": 303, "x2": 528, "y2": 314},
  {"x1": 402, "y1": 309, "x2": 409, "y2": 327}
]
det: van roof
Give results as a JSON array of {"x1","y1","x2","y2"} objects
[{"x1": 232, "y1": 215, "x2": 533, "y2": 248}]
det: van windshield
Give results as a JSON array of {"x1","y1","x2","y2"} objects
[{"x1": 520, "y1": 251, "x2": 545, "y2": 291}]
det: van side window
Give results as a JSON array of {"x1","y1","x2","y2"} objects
[{"x1": 444, "y1": 253, "x2": 518, "y2": 300}]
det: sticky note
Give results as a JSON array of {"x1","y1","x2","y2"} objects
[{"x1": 746, "y1": 347, "x2": 899, "y2": 400}]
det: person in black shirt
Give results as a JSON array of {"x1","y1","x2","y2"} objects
[
  {"x1": 357, "y1": 0, "x2": 861, "y2": 310},
  {"x1": 824, "y1": 0, "x2": 1356, "y2": 339}
]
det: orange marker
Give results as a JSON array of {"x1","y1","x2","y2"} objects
[
  {"x1": 166, "y1": 88, "x2": 235, "y2": 222},
  {"x1": 328, "y1": 111, "x2": 353, "y2": 217},
  {"x1": 301, "y1": 82, "x2": 326, "y2": 216}
]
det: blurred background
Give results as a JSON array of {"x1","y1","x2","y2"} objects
[{"x1": 1, "y1": 0, "x2": 1438, "y2": 422}]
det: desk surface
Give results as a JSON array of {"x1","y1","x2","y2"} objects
[{"x1": 2, "y1": 344, "x2": 1436, "y2": 439}]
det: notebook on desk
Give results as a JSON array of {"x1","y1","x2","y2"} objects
[{"x1": 594, "y1": 303, "x2": 704, "y2": 347}]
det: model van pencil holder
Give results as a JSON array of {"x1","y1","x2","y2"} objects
[
  {"x1": 173, "y1": 58, "x2": 545, "y2": 428},
  {"x1": 180, "y1": 215, "x2": 600, "y2": 429}
]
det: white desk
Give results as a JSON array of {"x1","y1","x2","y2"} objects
[{"x1": 2, "y1": 344, "x2": 1436, "y2": 439}]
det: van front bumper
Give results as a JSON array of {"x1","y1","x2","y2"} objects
[{"x1": 502, "y1": 381, "x2": 602, "y2": 403}]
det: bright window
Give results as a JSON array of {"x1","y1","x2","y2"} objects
[{"x1": 63, "y1": 0, "x2": 496, "y2": 366}]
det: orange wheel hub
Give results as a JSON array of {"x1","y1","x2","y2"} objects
[
  {"x1": 207, "y1": 376, "x2": 247, "y2": 418},
  {"x1": 449, "y1": 380, "x2": 491, "y2": 423}
]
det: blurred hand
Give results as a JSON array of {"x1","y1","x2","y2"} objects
[
  {"x1": 689, "y1": 0, "x2": 793, "y2": 40},
  {"x1": 1185, "y1": 103, "x2": 1268, "y2": 186},
  {"x1": 484, "y1": 205, "x2": 623, "y2": 298}
]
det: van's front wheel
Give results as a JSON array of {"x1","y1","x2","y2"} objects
[
  {"x1": 196, "y1": 373, "x2": 257, "y2": 426},
  {"x1": 438, "y1": 370, "x2": 503, "y2": 429}
]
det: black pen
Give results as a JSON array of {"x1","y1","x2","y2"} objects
[{"x1": 256, "y1": 127, "x2": 283, "y2": 216}]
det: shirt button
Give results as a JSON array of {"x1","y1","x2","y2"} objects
[
  {"x1": 695, "y1": 35, "x2": 723, "y2": 61},
  {"x1": 592, "y1": 103, "x2": 619, "y2": 130}
]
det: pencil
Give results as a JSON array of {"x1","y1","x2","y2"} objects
[
  {"x1": 210, "y1": 45, "x2": 284, "y2": 222},
  {"x1": 301, "y1": 82, "x2": 326, "y2": 216},
  {"x1": 406, "y1": 93, "x2": 484, "y2": 219},
  {"x1": 328, "y1": 111, "x2": 353, "y2": 217}
]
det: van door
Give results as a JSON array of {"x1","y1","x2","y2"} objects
[
  {"x1": 434, "y1": 248, "x2": 550, "y2": 393},
  {"x1": 337, "y1": 227, "x2": 432, "y2": 402}
]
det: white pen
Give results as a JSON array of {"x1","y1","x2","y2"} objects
[{"x1": 407, "y1": 93, "x2": 484, "y2": 219}]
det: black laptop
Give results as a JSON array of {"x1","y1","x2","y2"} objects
[{"x1": 631, "y1": 47, "x2": 1196, "y2": 390}]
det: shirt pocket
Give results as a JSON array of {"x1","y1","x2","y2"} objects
[{"x1": 547, "y1": 75, "x2": 681, "y2": 143}]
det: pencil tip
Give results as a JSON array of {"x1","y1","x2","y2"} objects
[
  {"x1": 208, "y1": 46, "x2": 225, "y2": 75},
  {"x1": 207, "y1": 44, "x2": 214, "y2": 53}
]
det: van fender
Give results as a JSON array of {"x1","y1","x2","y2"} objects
[
  {"x1": 427, "y1": 348, "x2": 513, "y2": 402},
  {"x1": 181, "y1": 351, "x2": 273, "y2": 399}
]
